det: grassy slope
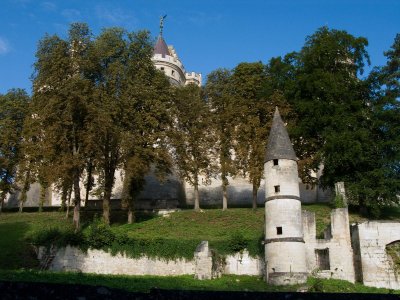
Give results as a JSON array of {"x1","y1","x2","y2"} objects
[
  {"x1": 1, "y1": 205, "x2": 400, "y2": 293},
  {"x1": 0, "y1": 212, "x2": 74, "y2": 269}
]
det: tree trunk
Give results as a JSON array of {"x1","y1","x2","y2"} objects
[
  {"x1": 252, "y1": 182, "x2": 258, "y2": 210},
  {"x1": 194, "y1": 174, "x2": 200, "y2": 211},
  {"x1": 103, "y1": 193, "x2": 110, "y2": 225},
  {"x1": 19, "y1": 197, "x2": 24, "y2": 213},
  {"x1": 0, "y1": 192, "x2": 5, "y2": 214},
  {"x1": 84, "y1": 160, "x2": 93, "y2": 208},
  {"x1": 103, "y1": 175, "x2": 114, "y2": 225},
  {"x1": 66, "y1": 188, "x2": 71, "y2": 219},
  {"x1": 128, "y1": 206, "x2": 134, "y2": 224},
  {"x1": 38, "y1": 184, "x2": 47, "y2": 213},
  {"x1": 73, "y1": 170, "x2": 81, "y2": 231},
  {"x1": 60, "y1": 185, "x2": 67, "y2": 212},
  {"x1": 19, "y1": 170, "x2": 30, "y2": 213},
  {"x1": 222, "y1": 184, "x2": 228, "y2": 211},
  {"x1": 222, "y1": 172, "x2": 229, "y2": 211}
]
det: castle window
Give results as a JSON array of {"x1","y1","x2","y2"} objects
[
  {"x1": 315, "y1": 249, "x2": 330, "y2": 270},
  {"x1": 274, "y1": 185, "x2": 280, "y2": 193},
  {"x1": 171, "y1": 70, "x2": 175, "y2": 76},
  {"x1": 160, "y1": 67, "x2": 164, "y2": 71},
  {"x1": 273, "y1": 159, "x2": 279, "y2": 166},
  {"x1": 276, "y1": 227, "x2": 282, "y2": 235}
]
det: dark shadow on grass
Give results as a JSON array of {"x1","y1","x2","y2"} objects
[
  {"x1": 79, "y1": 210, "x2": 159, "y2": 228},
  {"x1": 0, "y1": 221, "x2": 38, "y2": 269}
]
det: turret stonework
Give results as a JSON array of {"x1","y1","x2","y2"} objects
[
  {"x1": 151, "y1": 19, "x2": 201, "y2": 87},
  {"x1": 264, "y1": 107, "x2": 307, "y2": 285}
]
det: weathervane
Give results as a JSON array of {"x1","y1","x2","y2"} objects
[{"x1": 160, "y1": 15, "x2": 167, "y2": 36}]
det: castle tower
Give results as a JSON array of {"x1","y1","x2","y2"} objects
[
  {"x1": 151, "y1": 16, "x2": 201, "y2": 87},
  {"x1": 264, "y1": 107, "x2": 307, "y2": 285}
]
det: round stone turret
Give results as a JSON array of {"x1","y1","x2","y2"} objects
[
  {"x1": 264, "y1": 107, "x2": 307, "y2": 285},
  {"x1": 151, "y1": 18, "x2": 201, "y2": 87},
  {"x1": 152, "y1": 35, "x2": 186, "y2": 86}
]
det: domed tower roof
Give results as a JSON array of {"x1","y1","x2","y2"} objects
[
  {"x1": 153, "y1": 35, "x2": 170, "y2": 57},
  {"x1": 265, "y1": 107, "x2": 297, "y2": 162}
]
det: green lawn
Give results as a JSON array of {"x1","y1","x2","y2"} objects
[{"x1": 0, "y1": 270, "x2": 397, "y2": 294}]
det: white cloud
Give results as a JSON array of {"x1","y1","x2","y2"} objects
[
  {"x1": 186, "y1": 12, "x2": 223, "y2": 27},
  {"x1": 0, "y1": 38, "x2": 10, "y2": 55},
  {"x1": 41, "y1": 1, "x2": 56, "y2": 11},
  {"x1": 95, "y1": 5, "x2": 137, "y2": 27},
  {"x1": 62, "y1": 8, "x2": 82, "y2": 21}
]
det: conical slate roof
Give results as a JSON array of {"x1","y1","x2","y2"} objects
[
  {"x1": 153, "y1": 35, "x2": 170, "y2": 57},
  {"x1": 265, "y1": 107, "x2": 297, "y2": 162}
]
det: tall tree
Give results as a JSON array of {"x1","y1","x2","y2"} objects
[
  {"x1": 120, "y1": 30, "x2": 173, "y2": 223},
  {"x1": 205, "y1": 69, "x2": 237, "y2": 210},
  {"x1": 348, "y1": 33, "x2": 400, "y2": 215},
  {"x1": 88, "y1": 27, "x2": 128, "y2": 224},
  {"x1": 171, "y1": 84, "x2": 216, "y2": 211},
  {"x1": 0, "y1": 89, "x2": 30, "y2": 212},
  {"x1": 29, "y1": 23, "x2": 93, "y2": 230},
  {"x1": 291, "y1": 27, "x2": 370, "y2": 184},
  {"x1": 231, "y1": 62, "x2": 268, "y2": 209}
]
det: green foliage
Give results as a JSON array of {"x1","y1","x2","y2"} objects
[
  {"x1": 308, "y1": 276, "x2": 324, "y2": 292},
  {"x1": 86, "y1": 218, "x2": 115, "y2": 249},
  {"x1": 333, "y1": 194, "x2": 346, "y2": 208},
  {"x1": 226, "y1": 232, "x2": 248, "y2": 253},
  {"x1": 29, "y1": 227, "x2": 85, "y2": 249},
  {"x1": 386, "y1": 241, "x2": 400, "y2": 274},
  {"x1": 0, "y1": 269, "x2": 398, "y2": 294},
  {"x1": 171, "y1": 84, "x2": 217, "y2": 210},
  {"x1": 205, "y1": 69, "x2": 237, "y2": 210},
  {"x1": 0, "y1": 89, "x2": 30, "y2": 207}
]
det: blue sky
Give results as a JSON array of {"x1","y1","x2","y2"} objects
[{"x1": 0, "y1": 0, "x2": 399, "y2": 94}]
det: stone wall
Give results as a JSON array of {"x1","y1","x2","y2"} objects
[
  {"x1": 39, "y1": 246, "x2": 195, "y2": 276},
  {"x1": 303, "y1": 208, "x2": 355, "y2": 283},
  {"x1": 352, "y1": 221, "x2": 400, "y2": 289},
  {"x1": 224, "y1": 251, "x2": 264, "y2": 276},
  {"x1": 6, "y1": 172, "x2": 332, "y2": 209},
  {"x1": 38, "y1": 244, "x2": 263, "y2": 278}
]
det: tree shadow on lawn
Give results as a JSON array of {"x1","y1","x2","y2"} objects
[
  {"x1": 0, "y1": 222, "x2": 39, "y2": 270},
  {"x1": 79, "y1": 210, "x2": 158, "y2": 228}
]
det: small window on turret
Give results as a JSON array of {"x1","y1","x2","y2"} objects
[
  {"x1": 160, "y1": 67, "x2": 164, "y2": 71},
  {"x1": 277, "y1": 227, "x2": 282, "y2": 235},
  {"x1": 274, "y1": 185, "x2": 280, "y2": 193},
  {"x1": 273, "y1": 159, "x2": 279, "y2": 166},
  {"x1": 171, "y1": 70, "x2": 175, "y2": 76}
]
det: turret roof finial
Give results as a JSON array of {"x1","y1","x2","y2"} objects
[{"x1": 160, "y1": 15, "x2": 167, "y2": 37}]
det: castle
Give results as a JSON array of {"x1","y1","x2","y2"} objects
[
  {"x1": 36, "y1": 106, "x2": 400, "y2": 290},
  {"x1": 5, "y1": 22, "x2": 331, "y2": 210}
]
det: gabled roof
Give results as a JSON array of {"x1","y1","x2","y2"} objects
[
  {"x1": 153, "y1": 35, "x2": 170, "y2": 57},
  {"x1": 265, "y1": 107, "x2": 297, "y2": 162}
]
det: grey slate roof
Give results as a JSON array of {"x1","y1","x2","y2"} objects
[
  {"x1": 265, "y1": 107, "x2": 297, "y2": 162},
  {"x1": 153, "y1": 36, "x2": 170, "y2": 57}
]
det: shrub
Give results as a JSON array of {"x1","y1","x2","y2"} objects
[
  {"x1": 333, "y1": 195, "x2": 346, "y2": 208},
  {"x1": 86, "y1": 219, "x2": 115, "y2": 249},
  {"x1": 227, "y1": 232, "x2": 248, "y2": 253}
]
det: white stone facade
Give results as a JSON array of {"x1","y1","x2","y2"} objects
[
  {"x1": 352, "y1": 221, "x2": 400, "y2": 289},
  {"x1": 303, "y1": 208, "x2": 356, "y2": 283},
  {"x1": 264, "y1": 158, "x2": 308, "y2": 285}
]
